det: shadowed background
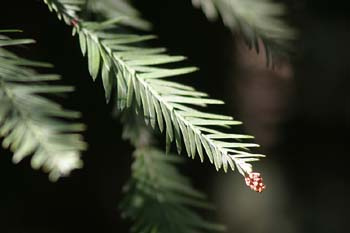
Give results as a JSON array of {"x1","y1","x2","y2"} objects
[{"x1": 0, "y1": 1, "x2": 349, "y2": 233}]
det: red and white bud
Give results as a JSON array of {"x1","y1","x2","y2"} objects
[{"x1": 245, "y1": 172, "x2": 266, "y2": 193}]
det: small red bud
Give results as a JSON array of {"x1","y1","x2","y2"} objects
[
  {"x1": 71, "y1": 18, "x2": 79, "y2": 27},
  {"x1": 245, "y1": 172, "x2": 266, "y2": 193}
]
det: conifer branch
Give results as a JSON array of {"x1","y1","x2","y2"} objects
[
  {"x1": 87, "y1": 0, "x2": 152, "y2": 30},
  {"x1": 121, "y1": 147, "x2": 225, "y2": 233},
  {"x1": 120, "y1": 113, "x2": 224, "y2": 233},
  {"x1": 191, "y1": 0, "x2": 295, "y2": 62},
  {"x1": 42, "y1": 0, "x2": 265, "y2": 180},
  {"x1": 0, "y1": 33, "x2": 86, "y2": 180}
]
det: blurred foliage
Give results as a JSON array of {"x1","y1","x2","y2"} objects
[{"x1": 0, "y1": 32, "x2": 86, "y2": 180}]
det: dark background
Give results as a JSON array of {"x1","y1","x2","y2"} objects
[{"x1": 0, "y1": 0, "x2": 349, "y2": 233}]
